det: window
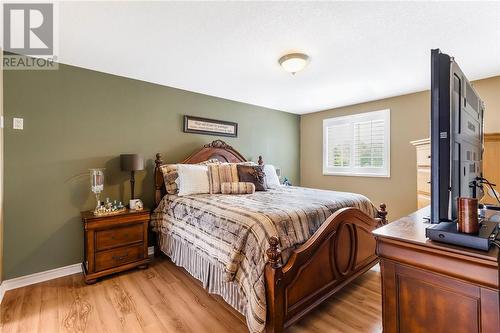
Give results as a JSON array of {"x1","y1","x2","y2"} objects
[{"x1": 323, "y1": 109, "x2": 390, "y2": 177}]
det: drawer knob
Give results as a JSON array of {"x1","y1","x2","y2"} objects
[{"x1": 112, "y1": 252, "x2": 129, "y2": 261}]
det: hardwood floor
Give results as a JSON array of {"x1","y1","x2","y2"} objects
[{"x1": 0, "y1": 257, "x2": 382, "y2": 333}]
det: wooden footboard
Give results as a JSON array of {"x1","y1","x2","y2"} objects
[{"x1": 265, "y1": 204, "x2": 387, "y2": 333}]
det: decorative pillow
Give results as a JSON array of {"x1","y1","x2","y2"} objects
[
  {"x1": 205, "y1": 159, "x2": 222, "y2": 164},
  {"x1": 220, "y1": 182, "x2": 255, "y2": 194},
  {"x1": 177, "y1": 164, "x2": 210, "y2": 196},
  {"x1": 237, "y1": 165, "x2": 268, "y2": 191},
  {"x1": 207, "y1": 163, "x2": 240, "y2": 194},
  {"x1": 238, "y1": 161, "x2": 258, "y2": 166},
  {"x1": 161, "y1": 159, "x2": 220, "y2": 194},
  {"x1": 161, "y1": 164, "x2": 179, "y2": 195},
  {"x1": 263, "y1": 165, "x2": 281, "y2": 189}
]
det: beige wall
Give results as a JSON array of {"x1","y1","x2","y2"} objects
[
  {"x1": 300, "y1": 75, "x2": 500, "y2": 221},
  {"x1": 476, "y1": 76, "x2": 500, "y2": 133},
  {"x1": 0, "y1": 50, "x2": 3, "y2": 282}
]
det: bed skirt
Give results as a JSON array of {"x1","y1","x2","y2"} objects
[{"x1": 158, "y1": 231, "x2": 248, "y2": 316}]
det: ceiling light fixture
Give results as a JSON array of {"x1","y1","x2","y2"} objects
[{"x1": 278, "y1": 53, "x2": 310, "y2": 75}]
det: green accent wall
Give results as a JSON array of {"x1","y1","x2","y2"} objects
[{"x1": 3, "y1": 63, "x2": 300, "y2": 279}]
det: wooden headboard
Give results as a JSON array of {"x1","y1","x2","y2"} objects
[{"x1": 154, "y1": 139, "x2": 263, "y2": 206}]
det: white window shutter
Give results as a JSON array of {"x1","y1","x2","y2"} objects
[
  {"x1": 323, "y1": 109, "x2": 390, "y2": 177},
  {"x1": 327, "y1": 124, "x2": 351, "y2": 168}
]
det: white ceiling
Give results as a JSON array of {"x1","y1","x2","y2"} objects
[{"x1": 58, "y1": 1, "x2": 500, "y2": 114}]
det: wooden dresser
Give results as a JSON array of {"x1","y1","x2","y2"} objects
[
  {"x1": 412, "y1": 134, "x2": 500, "y2": 207},
  {"x1": 483, "y1": 133, "x2": 500, "y2": 204},
  {"x1": 411, "y1": 138, "x2": 431, "y2": 209},
  {"x1": 374, "y1": 207, "x2": 500, "y2": 333},
  {"x1": 81, "y1": 209, "x2": 150, "y2": 284}
]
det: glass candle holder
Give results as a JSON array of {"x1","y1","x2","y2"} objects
[{"x1": 89, "y1": 168, "x2": 105, "y2": 212}]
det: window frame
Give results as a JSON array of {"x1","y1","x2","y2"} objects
[{"x1": 322, "y1": 109, "x2": 391, "y2": 178}]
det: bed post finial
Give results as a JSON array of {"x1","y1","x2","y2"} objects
[
  {"x1": 378, "y1": 203, "x2": 388, "y2": 225},
  {"x1": 258, "y1": 155, "x2": 264, "y2": 165},
  {"x1": 155, "y1": 153, "x2": 163, "y2": 167},
  {"x1": 266, "y1": 236, "x2": 282, "y2": 269}
]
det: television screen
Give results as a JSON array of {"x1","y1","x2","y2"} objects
[{"x1": 430, "y1": 49, "x2": 484, "y2": 223}]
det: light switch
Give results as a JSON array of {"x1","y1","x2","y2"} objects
[{"x1": 13, "y1": 117, "x2": 23, "y2": 130}]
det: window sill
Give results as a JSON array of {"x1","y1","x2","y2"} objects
[{"x1": 322, "y1": 171, "x2": 390, "y2": 178}]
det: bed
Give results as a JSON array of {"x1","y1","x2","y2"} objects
[{"x1": 152, "y1": 139, "x2": 387, "y2": 333}]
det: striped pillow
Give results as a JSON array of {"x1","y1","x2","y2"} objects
[
  {"x1": 207, "y1": 163, "x2": 239, "y2": 194},
  {"x1": 221, "y1": 182, "x2": 255, "y2": 194},
  {"x1": 161, "y1": 159, "x2": 220, "y2": 195}
]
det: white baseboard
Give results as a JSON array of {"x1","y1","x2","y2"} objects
[
  {"x1": 0, "y1": 263, "x2": 82, "y2": 304},
  {"x1": 0, "y1": 246, "x2": 155, "y2": 304}
]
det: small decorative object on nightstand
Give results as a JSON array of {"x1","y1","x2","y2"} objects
[
  {"x1": 81, "y1": 208, "x2": 150, "y2": 284},
  {"x1": 89, "y1": 168, "x2": 105, "y2": 214},
  {"x1": 129, "y1": 198, "x2": 143, "y2": 211}
]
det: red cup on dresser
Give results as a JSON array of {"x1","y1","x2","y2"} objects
[{"x1": 457, "y1": 197, "x2": 479, "y2": 234}]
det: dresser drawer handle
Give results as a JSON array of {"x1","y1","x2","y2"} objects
[{"x1": 112, "y1": 252, "x2": 129, "y2": 261}]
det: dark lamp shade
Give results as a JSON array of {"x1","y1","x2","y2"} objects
[{"x1": 120, "y1": 154, "x2": 144, "y2": 171}]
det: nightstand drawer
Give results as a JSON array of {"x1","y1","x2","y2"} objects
[
  {"x1": 95, "y1": 244, "x2": 144, "y2": 271},
  {"x1": 95, "y1": 224, "x2": 143, "y2": 251}
]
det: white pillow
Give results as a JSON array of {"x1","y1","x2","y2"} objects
[
  {"x1": 263, "y1": 165, "x2": 281, "y2": 189},
  {"x1": 177, "y1": 164, "x2": 210, "y2": 196}
]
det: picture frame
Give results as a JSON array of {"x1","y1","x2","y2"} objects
[{"x1": 183, "y1": 115, "x2": 238, "y2": 137}]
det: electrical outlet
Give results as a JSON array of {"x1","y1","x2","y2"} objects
[{"x1": 13, "y1": 117, "x2": 23, "y2": 130}]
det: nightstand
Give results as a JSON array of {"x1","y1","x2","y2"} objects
[{"x1": 81, "y1": 208, "x2": 151, "y2": 284}]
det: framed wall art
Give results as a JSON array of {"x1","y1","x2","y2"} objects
[{"x1": 183, "y1": 115, "x2": 238, "y2": 137}]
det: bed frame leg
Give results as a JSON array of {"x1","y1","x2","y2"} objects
[
  {"x1": 265, "y1": 236, "x2": 285, "y2": 333},
  {"x1": 154, "y1": 244, "x2": 161, "y2": 257},
  {"x1": 154, "y1": 228, "x2": 162, "y2": 257}
]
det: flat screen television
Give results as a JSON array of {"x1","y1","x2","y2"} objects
[{"x1": 430, "y1": 49, "x2": 485, "y2": 223}]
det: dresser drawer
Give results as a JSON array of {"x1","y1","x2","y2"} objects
[
  {"x1": 95, "y1": 223, "x2": 143, "y2": 251},
  {"x1": 417, "y1": 167, "x2": 431, "y2": 194},
  {"x1": 416, "y1": 145, "x2": 431, "y2": 167},
  {"x1": 95, "y1": 244, "x2": 144, "y2": 272},
  {"x1": 418, "y1": 193, "x2": 431, "y2": 209}
]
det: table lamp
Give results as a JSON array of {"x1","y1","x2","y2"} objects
[{"x1": 120, "y1": 154, "x2": 144, "y2": 200}]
